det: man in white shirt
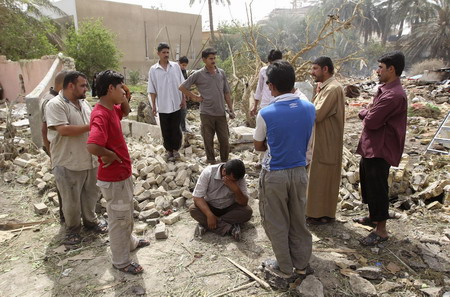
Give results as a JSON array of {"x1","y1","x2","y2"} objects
[{"x1": 148, "y1": 42, "x2": 186, "y2": 161}]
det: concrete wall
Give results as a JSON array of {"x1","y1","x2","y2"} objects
[
  {"x1": 65, "y1": 0, "x2": 202, "y2": 78},
  {"x1": 0, "y1": 55, "x2": 57, "y2": 103}
]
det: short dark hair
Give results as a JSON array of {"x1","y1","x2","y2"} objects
[
  {"x1": 378, "y1": 51, "x2": 405, "y2": 76},
  {"x1": 312, "y1": 56, "x2": 334, "y2": 74},
  {"x1": 267, "y1": 49, "x2": 282, "y2": 62},
  {"x1": 202, "y1": 47, "x2": 217, "y2": 59},
  {"x1": 63, "y1": 71, "x2": 87, "y2": 89},
  {"x1": 157, "y1": 42, "x2": 170, "y2": 52},
  {"x1": 224, "y1": 159, "x2": 246, "y2": 180},
  {"x1": 179, "y1": 56, "x2": 189, "y2": 64},
  {"x1": 266, "y1": 60, "x2": 295, "y2": 93},
  {"x1": 95, "y1": 70, "x2": 124, "y2": 97}
]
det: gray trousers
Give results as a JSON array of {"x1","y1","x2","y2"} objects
[
  {"x1": 53, "y1": 166, "x2": 99, "y2": 235},
  {"x1": 259, "y1": 166, "x2": 312, "y2": 274},
  {"x1": 189, "y1": 203, "x2": 252, "y2": 236},
  {"x1": 98, "y1": 177, "x2": 139, "y2": 269}
]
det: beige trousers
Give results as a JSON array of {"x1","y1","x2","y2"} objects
[
  {"x1": 98, "y1": 177, "x2": 139, "y2": 269},
  {"x1": 259, "y1": 166, "x2": 312, "y2": 274},
  {"x1": 53, "y1": 166, "x2": 99, "y2": 234}
]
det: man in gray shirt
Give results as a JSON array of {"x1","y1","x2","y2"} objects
[
  {"x1": 190, "y1": 159, "x2": 252, "y2": 241},
  {"x1": 179, "y1": 48, "x2": 235, "y2": 164}
]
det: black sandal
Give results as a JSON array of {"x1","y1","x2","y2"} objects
[
  {"x1": 136, "y1": 239, "x2": 150, "y2": 249},
  {"x1": 86, "y1": 220, "x2": 108, "y2": 234},
  {"x1": 64, "y1": 233, "x2": 81, "y2": 245},
  {"x1": 306, "y1": 217, "x2": 335, "y2": 225},
  {"x1": 359, "y1": 232, "x2": 388, "y2": 246},
  {"x1": 352, "y1": 216, "x2": 376, "y2": 227},
  {"x1": 115, "y1": 261, "x2": 143, "y2": 275}
]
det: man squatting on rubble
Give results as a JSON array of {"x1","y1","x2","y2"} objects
[
  {"x1": 254, "y1": 60, "x2": 315, "y2": 278},
  {"x1": 179, "y1": 47, "x2": 235, "y2": 165},
  {"x1": 355, "y1": 51, "x2": 407, "y2": 246},
  {"x1": 148, "y1": 42, "x2": 186, "y2": 162},
  {"x1": 45, "y1": 71, "x2": 108, "y2": 246},
  {"x1": 189, "y1": 159, "x2": 252, "y2": 241},
  {"x1": 87, "y1": 70, "x2": 150, "y2": 275},
  {"x1": 306, "y1": 57, "x2": 345, "y2": 225},
  {"x1": 41, "y1": 70, "x2": 67, "y2": 223}
]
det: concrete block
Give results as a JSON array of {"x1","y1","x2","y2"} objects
[
  {"x1": 172, "y1": 197, "x2": 186, "y2": 208},
  {"x1": 139, "y1": 208, "x2": 160, "y2": 220},
  {"x1": 34, "y1": 203, "x2": 48, "y2": 215},
  {"x1": 155, "y1": 223, "x2": 168, "y2": 239},
  {"x1": 13, "y1": 158, "x2": 31, "y2": 168},
  {"x1": 121, "y1": 119, "x2": 131, "y2": 136},
  {"x1": 17, "y1": 175, "x2": 30, "y2": 184},
  {"x1": 182, "y1": 190, "x2": 193, "y2": 199},
  {"x1": 161, "y1": 212, "x2": 180, "y2": 225},
  {"x1": 231, "y1": 126, "x2": 255, "y2": 143},
  {"x1": 131, "y1": 121, "x2": 161, "y2": 140},
  {"x1": 146, "y1": 218, "x2": 159, "y2": 226}
]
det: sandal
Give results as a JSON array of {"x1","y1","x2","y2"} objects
[
  {"x1": 64, "y1": 233, "x2": 81, "y2": 245},
  {"x1": 306, "y1": 217, "x2": 335, "y2": 225},
  {"x1": 86, "y1": 220, "x2": 108, "y2": 234},
  {"x1": 262, "y1": 259, "x2": 295, "y2": 279},
  {"x1": 352, "y1": 216, "x2": 376, "y2": 228},
  {"x1": 230, "y1": 224, "x2": 241, "y2": 241},
  {"x1": 136, "y1": 239, "x2": 150, "y2": 249},
  {"x1": 114, "y1": 261, "x2": 143, "y2": 275},
  {"x1": 359, "y1": 232, "x2": 388, "y2": 246}
]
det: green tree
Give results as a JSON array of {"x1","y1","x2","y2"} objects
[
  {"x1": 0, "y1": 0, "x2": 65, "y2": 60},
  {"x1": 189, "y1": 0, "x2": 231, "y2": 42},
  {"x1": 64, "y1": 19, "x2": 121, "y2": 80}
]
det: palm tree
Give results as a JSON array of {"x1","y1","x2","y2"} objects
[
  {"x1": 392, "y1": 0, "x2": 434, "y2": 38},
  {"x1": 189, "y1": 0, "x2": 231, "y2": 42},
  {"x1": 401, "y1": 0, "x2": 450, "y2": 62}
]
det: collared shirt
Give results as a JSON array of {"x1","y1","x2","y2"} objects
[
  {"x1": 147, "y1": 60, "x2": 185, "y2": 114},
  {"x1": 41, "y1": 88, "x2": 59, "y2": 122},
  {"x1": 356, "y1": 78, "x2": 407, "y2": 166},
  {"x1": 45, "y1": 92, "x2": 98, "y2": 171},
  {"x1": 181, "y1": 66, "x2": 231, "y2": 116},
  {"x1": 192, "y1": 163, "x2": 248, "y2": 209},
  {"x1": 254, "y1": 93, "x2": 316, "y2": 171}
]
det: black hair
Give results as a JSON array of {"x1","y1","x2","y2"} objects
[
  {"x1": 157, "y1": 42, "x2": 170, "y2": 52},
  {"x1": 224, "y1": 159, "x2": 246, "y2": 180},
  {"x1": 179, "y1": 56, "x2": 189, "y2": 64},
  {"x1": 95, "y1": 70, "x2": 124, "y2": 97},
  {"x1": 63, "y1": 71, "x2": 87, "y2": 89},
  {"x1": 267, "y1": 49, "x2": 282, "y2": 62},
  {"x1": 266, "y1": 60, "x2": 295, "y2": 93},
  {"x1": 378, "y1": 51, "x2": 405, "y2": 76},
  {"x1": 312, "y1": 56, "x2": 334, "y2": 74},
  {"x1": 202, "y1": 47, "x2": 217, "y2": 59}
]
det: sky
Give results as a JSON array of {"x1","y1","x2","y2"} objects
[{"x1": 105, "y1": 0, "x2": 301, "y2": 30}]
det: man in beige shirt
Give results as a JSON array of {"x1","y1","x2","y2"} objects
[
  {"x1": 46, "y1": 71, "x2": 106, "y2": 245},
  {"x1": 306, "y1": 57, "x2": 345, "y2": 225}
]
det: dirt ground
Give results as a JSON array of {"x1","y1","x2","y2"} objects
[{"x1": 0, "y1": 107, "x2": 449, "y2": 297}]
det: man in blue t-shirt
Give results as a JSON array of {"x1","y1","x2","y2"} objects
[{"x1": 254, "y1": 60, "x2": 315, "y2": 280}]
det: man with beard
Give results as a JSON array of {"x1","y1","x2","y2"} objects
[
  {"x1": 355, "y1": 51, "x2": 407, "y2": 246},
  {"x1": 46, "y1": 71, "x2": 106, "y2": 245},
  {"x1": 306, "y1": 57, "x2": 345, "y2": 225}
]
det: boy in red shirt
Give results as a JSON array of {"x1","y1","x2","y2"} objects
[{"x1": 87, "y1": 70, "x2": 149, "y2": 275}]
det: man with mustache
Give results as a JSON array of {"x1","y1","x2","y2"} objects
[
  {"x1": 355, "y1": 51, "x2": 407, "y2": 246},
  {"x1": 45, "y1": 71, "x2": 106, "y2": 245},
  {"x1": 148, "y1": 42, "x2": 186, "y2": 162},
  {"x1": 179, "y1": 48, "x2": 235, "y2": 164},
  {"x1": 306, "y1": 57, "x2": 345, "y2": 225}
]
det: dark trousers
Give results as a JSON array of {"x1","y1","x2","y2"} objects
[
  {"x1": 159, "y1": 110, "x2": 182, "y2": 152},
  {"x1": 189, "y1": 203, "x2": 252, "y2": 236},
  {"x1": 200, "y1": 114, "x2": 229, "y2": 163},
  {"x1": 180, "y1": 107, "x2": 187, "y2": 132},
  {"x1": 359, "y1": 157, "x2": 391, "y2": 222}
]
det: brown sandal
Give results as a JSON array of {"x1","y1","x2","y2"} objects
[{"x1": 115, "y1": 262, "x2": 143, "y2": 275}]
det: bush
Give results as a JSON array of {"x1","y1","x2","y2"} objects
[
  {"x1": 409, "y1": 59, "x2": 446, "y2": 76},
  {"x1": 128, "y1": 70, "x2": 140, "y2": 85}
]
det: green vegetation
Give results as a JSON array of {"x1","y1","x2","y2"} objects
[{"x1": 64, "y1": 19, "x2": 121, "y2": 80}]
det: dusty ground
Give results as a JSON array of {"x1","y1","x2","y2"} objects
[{"x1": 0, "y1": 102, "x2": 449, "y2": 297}]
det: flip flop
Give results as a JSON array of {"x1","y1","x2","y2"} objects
[
  {"x1": 352, "y1": 216, "x2": 376, "y2": 228},
  {"x1": 114, "y1": 261, "x2": 143, "y2": 275},
  {"x1": 359, "y1": 232, "x2": 388, "y2": 246}
]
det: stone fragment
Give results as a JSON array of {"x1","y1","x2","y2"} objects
[
  {"x1": 34, "y1": 203, "x2": 48, "y2": 215},
  {"x1": 142, "y1": 202, "x2": 155, "y2": 211},
  {"x1": 175, "y1": 170, "x2": 188, "y2": 186},
  {"x1": 42, "y1": 173, "x2": 53, "y2": 182},
  {"x1": 168, "y1": 181, "x2": 177, "y2": 190},
  {"x1": 426, "y1": 201, "x2": 442, "y2": 210},
  {"x1": 296, "y1": 275, "x2": 324, "y2": 297},
  {"x1": 136, "y1": 190, "x2": 152, "y2": 202},
  {"x1": 146, "y1": 218, "x2": 159, "y2": 226},
  {"x1": 133, "y1": 183, "x2": 145, "y2": 196},
  {"x1": 13, "y1": 158, "x2": 31, "y2": 167},
  {"x1": 134, "y1": 223, "x2": 148, "y2": 234},
  {"x1": 172, "y1": 197, "x2": 186, "y2": 208},
  {"x1": 139, "y1": 209, "x2": 160, "y2": 220},
  {"x1": 182, "y1": 190, "x2": 193, "y2": 199},
  {"x1": 155, "y1": 196, "x2": 173, "y2": 210},
  {"x1": 3, "y1": 172, "x2": 14, "y2": 182},
  {"x1": 17, "y1": 175, "x2": 30, "y2": 184},
  {"x1": 420, "y1": 287, "x2": 443, "y2": 297},
  {"x1": 155, "y1": 223, "x2": 168, "y2": 239},
  {"x1": 37, "y1": 182, "x2": 47, "y2": 191},
  {"x1": 161, "y1": 212, "x2": 180, "y2": 225},
  {"x1": 156, "y1": 175, "x2": 164, "y2": 185},
  {"x1": 341, "y1": 201, "x2": 354, "y2": 210},
  {"x1": 349, "y1": 274, "x2": 377, "y2": 296},
  {"x1": 356, "y1": 266, "x2": 382, "y2": 280}
]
